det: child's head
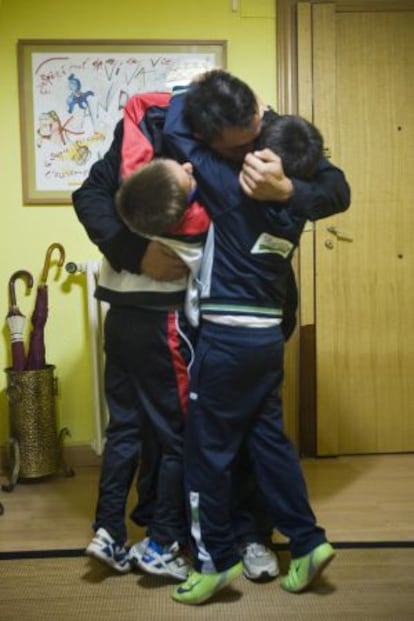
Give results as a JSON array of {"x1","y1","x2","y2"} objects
[
  {"x1": 257, "y1": 115, "x2": 324, "y2": 179},
  {"x1": 116, "y1": 158, "x2": 195, "y2": 236}
]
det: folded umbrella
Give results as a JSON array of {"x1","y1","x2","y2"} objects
[
  {"x1": 25, "y1": 243, "x2": 65, "y2": 371},
  {"x1": 6, "y1": 270, "x2": 34, "y2": 370}
]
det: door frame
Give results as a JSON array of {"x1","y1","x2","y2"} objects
[
  {"x1": 275, "y1": 0, "x2": 412, "y2": 456},
  {"x1": 276, "y1": 0, "x2": 414, "y2": 117},
  {"x1": 276, "y1": 0, "x2": 315, "y2": 456}
]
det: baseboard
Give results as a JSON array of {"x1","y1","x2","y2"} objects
[
  {"x1": 2, "y1": 540, "x2": 414, "y2": 561},
  {"x1": 0, "y1": 444, "x2": 102, "y2": 474}
]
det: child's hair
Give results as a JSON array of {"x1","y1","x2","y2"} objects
[
  {"x1": 257, "y1": 114, "x2": 324, "y2": 179},
  {"x1": 116, "y1": 158, "x2": 188, "y2": 236}
]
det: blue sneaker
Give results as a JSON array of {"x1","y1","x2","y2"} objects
[
  {"x1": 86, "y1": 527, "x2": 131, "y2": 573},
  {"x1": 138, "y1": 539, "x2": 190, "y2": 580}
]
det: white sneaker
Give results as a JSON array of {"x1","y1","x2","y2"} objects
[
  {"x1": 138, "y1": 539, "x2": 190, "y2": 580},
  {"x1": 129, "y1": 536, "x2": 150, "y2": 567},
  {"x1": 241, "y1": 542, "x2": 279, "y2": 581},
  {"x1": 86, "y1": 527, "x2": 131, "y2": 573}
]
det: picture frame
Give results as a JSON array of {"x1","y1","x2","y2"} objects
[{"x1": 17, "y1": 39, "x2": 227, "y2": 205}]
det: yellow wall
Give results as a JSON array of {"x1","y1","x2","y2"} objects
[{"x1": 0, "y1": 0, "x2": 277, "y2": 448}]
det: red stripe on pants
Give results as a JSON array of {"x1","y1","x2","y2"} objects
[{"x1": 167, "y1": 311, "x2": 189, "y2": 416}]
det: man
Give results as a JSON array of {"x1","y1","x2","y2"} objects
[{"x1": 72, "y1": 71, "x2": 350, "y2": 582}]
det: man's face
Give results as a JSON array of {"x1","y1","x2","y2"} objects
[{"x1": 209, "y1": 112, "x2": 262, "y2": 162}]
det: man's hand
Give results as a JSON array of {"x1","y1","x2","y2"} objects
[
  {"x1": 239, "y1": 148, "x2": 294, "y2": 202},
  {"x1": 140, "y1": 240, "x2": 189, "y2": 281}
]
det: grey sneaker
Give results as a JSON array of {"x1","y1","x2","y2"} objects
[
  {"x1": 241, "y1": 542, "x2": 279, "y2": 581},
  {"x1": 138, "y1": 539, "x2": 190, "y2": 580},
  {"x1": 129, "y1": 536, "x2": 150, "y2": 567},
  {"x1": 86, "y1": 527, "x2": 131, "y2": 573}
]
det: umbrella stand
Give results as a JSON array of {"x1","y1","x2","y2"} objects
[
  {"x1": 3, "y1": 244, "x2": 74, "y2": 492},
  {"x1": 2, "y1": 365, "x2": 74, "y2": 492}
]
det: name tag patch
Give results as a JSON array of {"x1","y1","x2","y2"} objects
[{"x1": 251, "y1": 233, "x2": 294, "y2": 258}]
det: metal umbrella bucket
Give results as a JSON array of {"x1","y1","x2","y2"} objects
[
  {"x1": 3, "y1": 243, "x2": 73, "y2": 492},
  {"x1": 3, "y1": 365, "x2": 73, "y2": 490},
  {"x1": 6, "y1": 365, "x2": 58, "y2": 479}
]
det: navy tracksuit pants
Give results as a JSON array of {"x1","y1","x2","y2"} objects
[
  {"x1": 94, "y1": 305, "x2": 194, "y2": 546},
  {"x1": 185, "y1": 320, "x2": 327, "y2": 573}
]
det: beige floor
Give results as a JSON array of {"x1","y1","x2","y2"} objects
[{"x1": 1, "y1": 454, "x2": 413, "y2": 552}]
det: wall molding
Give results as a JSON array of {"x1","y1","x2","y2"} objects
[{"x1": 0, "y1": 444, "x2": 101, "y2": 476}]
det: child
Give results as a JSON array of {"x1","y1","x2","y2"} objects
[
  {"x1": 256, "y1": 113, "x2": 323, "y2": 179},
  {"x1": 161, "y1": 75, "x2": 345, "y2": 605},
  {"x1": 85, "y1": 93, "x2": 209, "y2": 580},
  {"x1": 115, "y1": 157, "x2": 205, "y2": 328},
  {"x1": 116, "y1": 159, "x2": 196, "y2": 236},
  {"x1": 119, "y1": 109, "x2": 332, "y2": 597}
]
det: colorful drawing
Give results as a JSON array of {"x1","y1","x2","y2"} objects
[
  {"x1": 36, "y1": 110, "x2": 84, "y2": 147},
  {"x1": 18, "y1": 41, "x2": 226, "y2": 202},
  {"x1": 67, "y1": 73, "x2": 95, "y2": 114}
]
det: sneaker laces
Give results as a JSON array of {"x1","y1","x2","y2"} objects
[
  {"x1": 94, "y1": 528, "x2": 114, "y2": 545},
  {"x1": 144, "y1": 539, "x2": 182, "y2": 560}
]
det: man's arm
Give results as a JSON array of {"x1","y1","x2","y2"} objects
[{"x1": 72, "y1": 120, "x2": 149, "y2": 273}]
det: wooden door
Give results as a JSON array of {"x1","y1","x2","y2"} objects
[{"x1": 307, "y1": 3, "x2": 414, "y2": 454}]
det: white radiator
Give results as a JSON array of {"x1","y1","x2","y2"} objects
[{"x1": 66, "y1": 260, "x2": 108, "y2": 455}]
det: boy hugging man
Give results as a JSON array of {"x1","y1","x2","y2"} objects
[{"x1": 116, "y1": 109, "x2": 332, "y2": 606}]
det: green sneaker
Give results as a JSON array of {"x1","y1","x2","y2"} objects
[
  {"x1": 171, "y1": 561, "x2": 243, "y2": 605},
  {"x1": 281, "y1": 542, "x2": 335, "y2": 593}
]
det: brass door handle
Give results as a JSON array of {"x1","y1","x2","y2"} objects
[{"x1": 326, "y1": 225, "x2": 354, "y2": 242}]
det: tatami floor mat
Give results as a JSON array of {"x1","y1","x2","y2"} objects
[{"x1": 1, "y1": 549, "x2": 414, "y2": 621}]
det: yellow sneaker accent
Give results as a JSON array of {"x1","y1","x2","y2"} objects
[
  {"x1": 171, "y1": 561, "x2": 243, "y2": 605},
  {"x1": 281, "y1": 542, "x2": 335, "y2": 593}
]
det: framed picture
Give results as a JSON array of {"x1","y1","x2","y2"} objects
[{"x1": 17, "y1": 39, "x2": 227, "y2": 205}]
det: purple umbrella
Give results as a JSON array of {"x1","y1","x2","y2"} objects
[
  {"x1": 25, "y1": 243, "x2": 65, "y2": 370},
  {"x1": 6, "y1": 270, "x2": 34, "y2": 370}
]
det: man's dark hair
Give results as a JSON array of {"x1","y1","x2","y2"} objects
[
  {"x1": 116, "y1": 159, "x2": 188, "y2": 236},
  {"x1": 183, "y1": 70, "x2": 258, "y2": 143},
  {"x1": 256, "y1": 114, "x2": 324, "y2": 179}
]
